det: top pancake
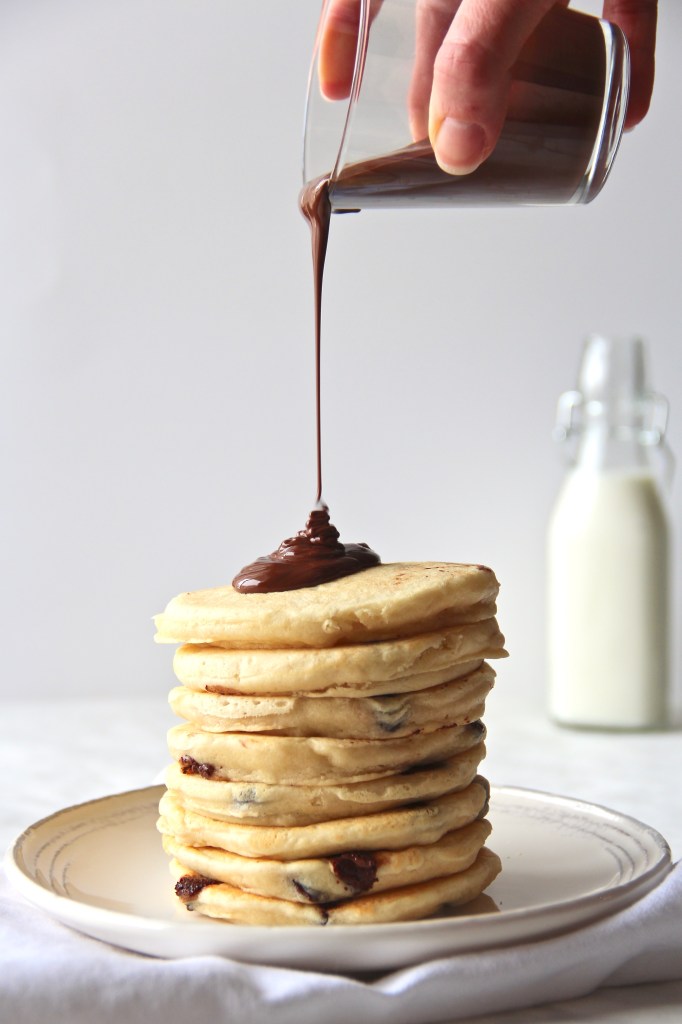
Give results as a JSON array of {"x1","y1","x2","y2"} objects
[{"x1": 154, "y1": 561, "x2": 499, "y2": 649}]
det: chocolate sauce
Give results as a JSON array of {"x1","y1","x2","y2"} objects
[
  {"x1": 232, "y1": 174, "x2": 380, "y2": 594},
  {"x1": 232, "y1": 504, "x2": 379, "y2": 594},
  {"x1": 299, "y1": 174, "x2": 331, "y2": 507},
  {"x1": 330, "y1": 851, "x2": 378, "y2": 894},
  {"x1": 329, "y1": 115, "x2": 600, "y2": 211}
]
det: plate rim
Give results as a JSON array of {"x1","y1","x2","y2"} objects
[{"x1": 4, "y1": 782, "x2": 672, "y2": 949}]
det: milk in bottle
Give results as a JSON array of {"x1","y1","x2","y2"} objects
[{"x1": 547, "y1": 336, "x2": 671, "y2": 729}]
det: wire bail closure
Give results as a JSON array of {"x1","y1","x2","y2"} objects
[{"x1": 553, "y1": 389, "x2": 670, "y2": 447}]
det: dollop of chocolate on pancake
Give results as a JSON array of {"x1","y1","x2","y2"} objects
[{"x1": 232, "y1": 505, "x2": 380, "y2": 593}]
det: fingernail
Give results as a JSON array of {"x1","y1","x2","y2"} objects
[{"x1": 434, "y1": 118, "x2": 487, "y2": 175}]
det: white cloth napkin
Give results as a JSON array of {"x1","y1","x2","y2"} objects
[{"x1": 1, "y1": 863, "x2": 680, "y2": 1024}]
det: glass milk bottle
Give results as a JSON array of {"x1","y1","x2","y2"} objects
[{"x1": 547, "y1": 336, "x2": 672, "y2": 729}]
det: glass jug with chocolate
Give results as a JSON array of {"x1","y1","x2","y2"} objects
[{"x1": 304, "y1": 0, "x2": 630, "y2": 209}]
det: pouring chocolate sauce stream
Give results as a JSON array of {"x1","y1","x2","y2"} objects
[
  {"x1": 302, "y1": 174, "x2": 331, "y2": 511},
  {"x1": 231, "y1": 176, "x2": 380, "y2": 594}
]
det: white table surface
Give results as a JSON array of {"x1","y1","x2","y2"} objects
[{"x1": 2, "y1": 685, "x2": 681, "y2": 1023}]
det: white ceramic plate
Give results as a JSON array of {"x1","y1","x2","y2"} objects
[{"x1": 5, "y1": 785, "x2": 671, "y2": 971}]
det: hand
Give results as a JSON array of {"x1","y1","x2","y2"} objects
[{"x1": 318, "y1": 0, "x2": 657, "y2": 175}]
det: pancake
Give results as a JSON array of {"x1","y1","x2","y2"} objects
[
  {"x1": 156, "y1": 559, "x2": 505, "y2": 927},
  {"x1": 154, "y1": 561, "x2": 500, "y2": 649},
  {"x1": 164, "y1": 742, "x2": 486, "y2": 825},
  {"x1": 163, "y1": 818, "x2": 491, "y2": 903},
  {"x1": 158, "y1": 777, "x2": 490, "y2": 859},
  {"x1": 168, "y1": 664, "x2": 494, "y2": 739},
  {"x1": 167, "y1": 719, "x2": 486, "y2": 785},
  {"x1": 169, "y1": 847, "x2": 502, "y2": 925},
  {"x1": 172, "y1": 617, "x2": 506, "y2": 697}
]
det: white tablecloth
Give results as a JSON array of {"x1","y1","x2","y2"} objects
[{"x1": 2, "y1": 692, "x2": 681, "y2": 1023}]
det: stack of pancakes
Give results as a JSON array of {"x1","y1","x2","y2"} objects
[{"x1": 154, "y1": 561, "x2": 507, "y2": 926}]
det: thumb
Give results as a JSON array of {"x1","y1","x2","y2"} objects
[{"x1": 428, "y1": 0, "x2": 558, "y2": 175}]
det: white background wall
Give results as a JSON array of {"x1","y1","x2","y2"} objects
[{"x1": 1, "y1": 0, "x2": 680, "y2": 713}]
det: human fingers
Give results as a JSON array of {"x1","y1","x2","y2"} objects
[
  {"x1": 318, "y1": 0, "x2": 383, "y2": 101},
  {"x1": 603, "y1": 0, "x2": 657, "y2": 128},
  {"x1": 428, "y1": 0, "x2": 558, "y2": 174},
  {"x1": 408, "y1": 0, "x2": 463, "y2": 142}
]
